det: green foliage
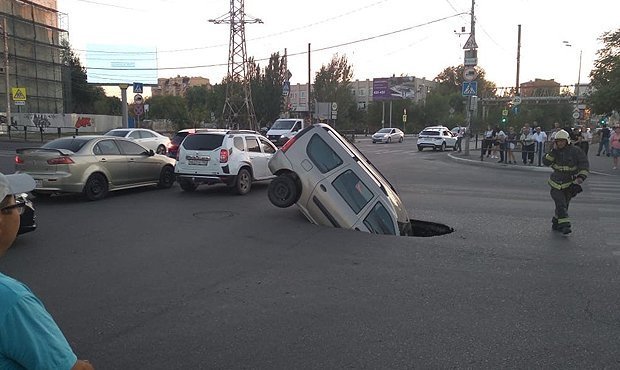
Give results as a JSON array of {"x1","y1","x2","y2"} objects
[
  {"x1": 588, "y1": 28, "x2": 620, "y2": 115},
  {"x1": 314, "y1": 54, "x2": 356, "y2": 127},
  {"x1": 248, "y1": 53, "x2": 287, "y2": 126},
  {"x1": 145, "y1": 95, "x2": 190, "y2": 128}
]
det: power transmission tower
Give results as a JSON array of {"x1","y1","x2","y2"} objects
[{"x1": 209, "y1": 0, "x2": 262, "y2": 131}]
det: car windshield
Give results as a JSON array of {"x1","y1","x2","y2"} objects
[
  {"x1": 182, "y1": 134, "x2": 224, "y2": 151},
  {"x1": 377, "y1": 128, "x2": 392, "y2": 133},
  {"x1": 271, "y1": 120, "x2": 296, "y2": 130},
  {"x1": 105, "y1": 130, "x2": 129, "y2": 137},
  {"x1": 43, "y1": 137, "x2": 91, "y2": 152},
  {"x1": 420, "y1": 130, "x2": 440, "y2": 136}
]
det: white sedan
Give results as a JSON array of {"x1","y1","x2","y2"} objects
[
  {"x1": 371, "y1": 127, "x2": 404, "y2": 143},
  {"x1": 104, "y1": 128, "x2": 171, "y2": 155}
]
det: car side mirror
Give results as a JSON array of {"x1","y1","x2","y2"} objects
[{"x1": 146, "y1": 149, "x2": 154, "y2": 156}]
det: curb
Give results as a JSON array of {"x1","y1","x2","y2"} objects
[{"x1": 447, "y1": 153, "x2": 614, "y2": 177}]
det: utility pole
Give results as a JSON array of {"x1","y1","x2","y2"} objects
[
  {"x1": 308, "y1": 42, "x2": 311, "y2": 124},
  {"x1": 463, "y1": 0, "x2": 476, "y2": 156},
  {"x1": 209, "y1": 0, "x2": 262, "y2": 131},
  {"x1": 2, "y1": 17, "x2": 10, "y2": 127},
  {"x1": 516, "y1": 24, "x2": 521, "y2": 96}
]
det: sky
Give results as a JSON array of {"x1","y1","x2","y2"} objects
[{"x1": 57, "y1": 0, "x2": 620, "y2": 96}]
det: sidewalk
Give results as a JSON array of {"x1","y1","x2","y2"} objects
[{"x1": 449, "y1": 145, "x2": 618, "y2": 177}]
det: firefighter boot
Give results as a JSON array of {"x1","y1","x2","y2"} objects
[
  {"x1": 552, "y1": 217, "x2": 559, "y2": 231},
  {"x1": 558, "y1": 222, "x2": 572, "y2": 235}
]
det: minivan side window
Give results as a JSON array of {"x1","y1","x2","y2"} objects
[
  {"x1": 307, "y1": 134, "x2": 343, "y2": 173},
  {"x1": 234, "y1": 137, "x2": 245, "y2": 151},
  {"x1": 332, "y1": 169, "x2": 374, "y2": 214},
  {"x1": 364, "y1": 202, "x2": 396, "y2": 235},
  {"x1": 246, "y1": 137, "x2": 261, "y2": 153}
]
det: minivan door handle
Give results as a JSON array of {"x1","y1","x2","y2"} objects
[{"x1": 320, "y1": 184, "x2": 327, "y2": 192}]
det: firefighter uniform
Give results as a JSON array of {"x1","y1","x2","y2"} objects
[{"x1": 542, "y1": 130, "x2": 589, "y2": 234}]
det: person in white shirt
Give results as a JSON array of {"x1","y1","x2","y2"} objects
[
  {"x1": 496, "y1": 128, "x2": 507, "y2": 163},
  {"x1": 532, "y1": 126, "x2": 548, "y2": 166}
]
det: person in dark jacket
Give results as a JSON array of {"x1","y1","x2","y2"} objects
[{"x1": 542, "y1": 129, "x2": 589, "y2": 235}]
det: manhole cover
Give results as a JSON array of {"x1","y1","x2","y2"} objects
[{"x1": 193, "y1": 210, "x2": 238, "y2": 220}]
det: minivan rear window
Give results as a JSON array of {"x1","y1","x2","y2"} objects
[
  {"x1": 182, "y1": 134, "x2": 224, "y2": 151},
  {"x1": 307, "y1": 134, "x2": 343, "y2": 173}
]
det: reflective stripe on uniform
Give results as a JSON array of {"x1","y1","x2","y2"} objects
[
  {"x1": 551, "y1": 164, "x2": 577, "y2": 172},
  {"x1": 577, "y1": 170, "x2": 589, "y2": 177},
  {"x1": 548, "y1": 179, "x2": 572, "y2": 190},
  {"x1": 557, "y1": 217, "x2": 570, "y2": 224},
  {"x1": 545, "y1": 154, "x2": 555, "y2": 162}
]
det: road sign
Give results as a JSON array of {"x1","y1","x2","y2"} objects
[
  {"x1": 133, "y1": 82, "x2": 144, "y2": 94},
  {"x1": 134, "y1": 94, "x2": 143, "y2": 104},
  {"x1": 282, "y1": 81, "x2": 290, "y2": 97},
  {"x1": 502, "y1": 109, "x2": 509, "y2": 116},
  {"x1": 572, "y1": 112, "x2": 580, "y2": 119},
  {"x1": 464, "y1": 49, "x2": 477, "y2": 66},
  {"x1": 402, "y1": 114, "x2": 407, "y2": 122},
  {"x1": 512, "y1": 96, "x2": 522, "y2": 105},
  {"x1": 134, "y1": 104, "x2": 144, "y2": 117},
  {"x1": 463, "y1": 67, "x2": 477, "y2": 82},
  {"x1": 462, "y1": 34, "x2": 478, "y2": 49},
  {"x1": 11, "y1": 87, "x2": 26, "y2": 101},
  {"x1": 331, "y1": 102, "x2": 338, "y2": 111},
  {"x1": 462, "y1": 81, "x2": 477, "y2": 96}
]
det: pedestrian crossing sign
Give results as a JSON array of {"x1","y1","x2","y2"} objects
[
  {"x1": 11, "y1": 87, "x2": 26, "y2": 101},
  {"x1": 462, "y1": 81, "x2": 477, "y2": 96}
]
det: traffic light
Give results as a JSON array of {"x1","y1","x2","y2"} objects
[
  {"x1": 501, "y1": 116, "x2": 507, "y2": 124},
  {"x1": 599, "y1": 116, "x2": 607, "y2": 126}
]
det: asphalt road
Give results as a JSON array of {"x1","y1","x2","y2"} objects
[{"x1": 1, "y1": 138, "x2": 619, "y2": 368}]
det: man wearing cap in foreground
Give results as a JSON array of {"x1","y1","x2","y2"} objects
[
  {"x1": 542, "y1": 130, "x2": 589, "y2": 235},
  {"x1": 0, "y1": 172, "x2": 94, "y2": 369}
]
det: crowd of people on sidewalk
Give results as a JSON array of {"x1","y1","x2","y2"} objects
[{"x1": 479, "y1": 122, "x2": 620, "y2": 170}]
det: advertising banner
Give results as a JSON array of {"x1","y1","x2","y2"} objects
[{"x1": 372, "y1": 77, "x2": 417, "y2": 101}]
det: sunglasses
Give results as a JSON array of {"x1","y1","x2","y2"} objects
[{"x1": 0, "y1": 200, "x2": 27, "y2": 215}]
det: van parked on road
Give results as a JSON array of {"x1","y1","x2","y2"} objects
[{"x1": 266, "y1": 118, "x2": 303, "y2": 146}]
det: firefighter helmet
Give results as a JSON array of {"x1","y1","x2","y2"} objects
[{"x1": 554, "y1": 129, "x2": 570, "y2": 141}]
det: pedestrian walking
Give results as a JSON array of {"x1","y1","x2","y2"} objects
[
  {"x1": 0, "y1": 172, "x2": 95, "y2": 370},
  {"x1": 506, "y1": 126, "x2": 517, "y2": 164},
  {"x1": 610, "y1": 126, "x2": 620, "y2": 170},
  {"x1": 596, "y1": 124, "x2": 611, "y2": 156},
  {"x1": 482, "y1": 126, "x2": 494, "y2": 159},
  {"x1": 581, "y1": 127, "x2": 592, "y2": 156},
  {"x1": 532, "y1": 126, "x2": 547, "y2": 166},
  {"x1": 456, "y1": 128, "x2": 464, "y2": 152},
  {"x1": 542, "y1": 130, "x2": 589, "y2": 235}
]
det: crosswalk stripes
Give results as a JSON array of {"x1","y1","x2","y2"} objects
[{"x1": 583, "y1": 178, "x2": 620, "y2": 202}]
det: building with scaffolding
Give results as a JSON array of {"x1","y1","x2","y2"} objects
[{"x1": 0, "y1": 0, "x2": 68, "y2": 116}]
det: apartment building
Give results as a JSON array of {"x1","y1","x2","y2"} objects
[
  {"x1": 0, "y1": 0, "x2": 68, "y2": 114},
  {"x1": 288, "y1": 77, "x2": 436, "y2": 113},
  {"x1": 151, "y1": 76, "x2": 211, "y2": 97}
]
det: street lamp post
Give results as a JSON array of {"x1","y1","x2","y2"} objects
[{"x1": 563, "y1": 41, "x2": 582, "y2": 125}]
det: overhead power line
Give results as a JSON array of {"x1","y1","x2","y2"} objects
[{"x1": 85, "y1": 12, "x2": 467, "y2": 71}]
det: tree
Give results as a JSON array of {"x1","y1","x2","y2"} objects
[
  {"x1": 249, "y1": 53, "x2": 286, "y2": 126},
  {"x1": 314, "y1": 54, "x2": 356, "y2": 128},
  {"x1": 588, "y1": 28, "x2": 620, "y2": 115},
  {"x1": 146, "y1": 95, "x2": 190, "y2": 128}
]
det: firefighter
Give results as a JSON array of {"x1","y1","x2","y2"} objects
[{"x1": 542, "y1": 129, "x2": 589, "y2": 234}]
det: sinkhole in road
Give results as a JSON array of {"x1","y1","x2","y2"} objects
[{"x1": 405, "y1": 219, "x2": 454, "y2": 237}]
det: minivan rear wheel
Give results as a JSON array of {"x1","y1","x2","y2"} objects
[
  {"x1": 268, "y1": 175, "x2": 298, "y2": 208},
  {"x1": 179, "y1": 178, "x2": 197, "y2": 192}
]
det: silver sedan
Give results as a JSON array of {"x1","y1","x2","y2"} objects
[
  {"x1": 371, "y1": 127, "x2": 404, "y2": 143},
  {"x1": 15, "y1": 136, "x2": 176, "y2": 201}
]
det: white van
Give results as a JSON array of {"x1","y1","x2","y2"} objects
[{"x1": 266, "y1": 118, "x2": 303, "y2": 146}]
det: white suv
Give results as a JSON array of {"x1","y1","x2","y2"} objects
[
  {"x1": 416, "y1": 126, "x2": 457, "y2": 151},
  {"x1": 174, "y1": 130, "x2": 277, "y2": 195}
]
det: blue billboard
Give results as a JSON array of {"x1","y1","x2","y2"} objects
[{"x1": 372, "y1": 76, "x2": 417, "y2": 101}]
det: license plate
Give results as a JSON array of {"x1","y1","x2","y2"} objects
[
  {"x1": 35, "y1": 179, "x2": 43, "y2": 188},
  {"x1": 188, "y1": 160, "x2": 209, "y2": 165}
]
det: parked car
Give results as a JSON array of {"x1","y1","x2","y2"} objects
[
  {"x1": 266, "y1": 118, "x2": 304, "y2": 146},
  {"x1": 372, "y1": 127, "x2": 404, "y2": 144},
  {"x1": 416, "y1": 126, "x2": 458, "y2": 151},
  {"x1": 267, "y1": 123, "x2": 412, "y2": 236},
  {"x1": 15, "y1": 136, "x2": 176, "y2": 201},
  {"x1": 174, "y1": 130, "x2": 277, "y2": 195},
  {"x1": 104, "y1": 128, "x2": 171, "y2": 155},
  {"x1": 168, "y1": 128, "x2": 211, "y2": 159},
  {"x1": 17, "y1": 192, "x2": 36, "y2": 235}
]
